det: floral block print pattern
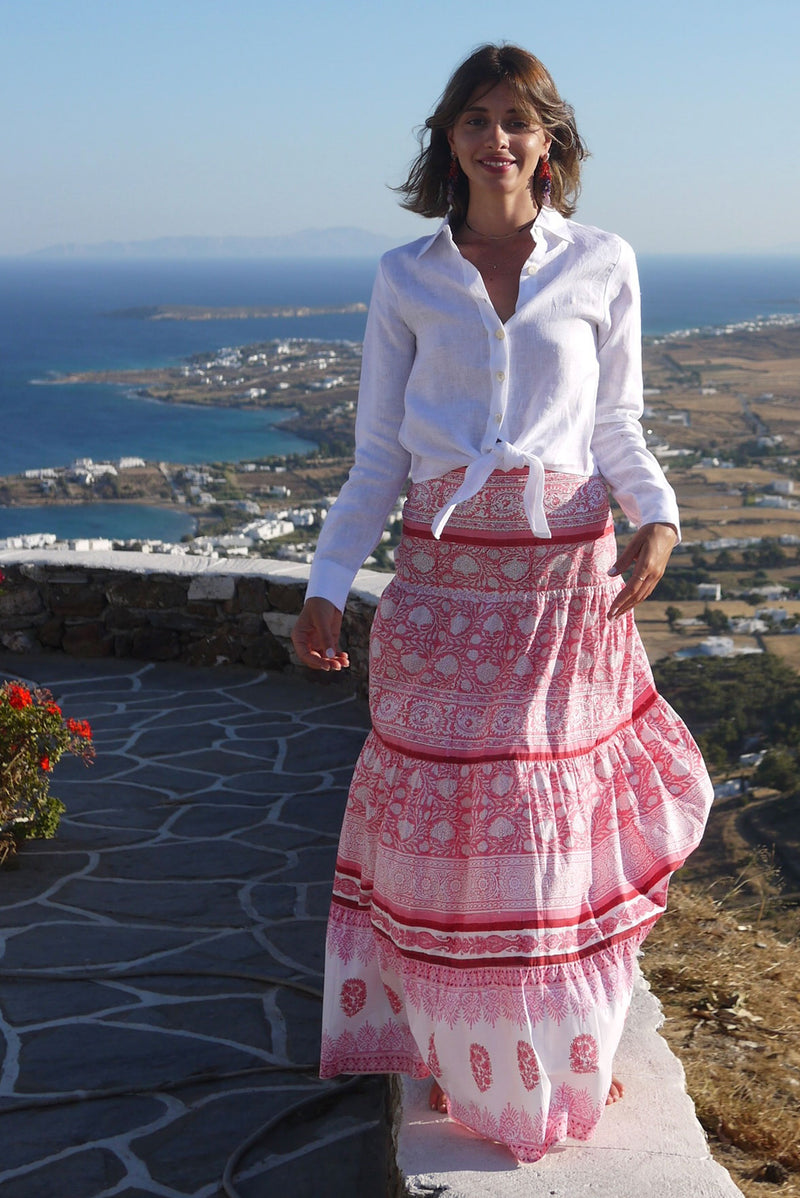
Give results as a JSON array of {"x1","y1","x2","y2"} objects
[
  {"x1": 569, "y1": 1034, "x2": 600, "y2": 1074},
  {"x1": 339, "y1": 978, "x2": 367, "y2": 1017},
  {"x1": 320, "y1": 471, "x2": 714, "y2": 1162},
  {"x1": 517, "y1": 1041, "x2": 541, "y2": 1091},
  {"x1": 470, "y1": 1042, "x2": 494, "y2": 1092}
]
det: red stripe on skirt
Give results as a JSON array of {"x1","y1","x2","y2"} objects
[
  {"x1": 330, "y1": 850, "x2": 678, "y2": 936},
  {"x1": 372, "y1": 688, "x2": 659, "y2": 764},
  {"x1": 368, "y1": 910, "x2": 659, "y2": 971},
  {"x1": 401, "y1": 517, "x2": 612, "y2": 546}
]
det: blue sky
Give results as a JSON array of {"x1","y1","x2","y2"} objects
[{"x1": 2, "y1": 0, "x2": 798, "y2": 255}]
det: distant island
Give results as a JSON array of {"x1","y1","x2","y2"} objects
[
  {"x1": 27, "y1": 227, "x2": 404, "y2": 260},
  {"x1": 109, "y1": 302, "x2": 368, "y2": 321}
]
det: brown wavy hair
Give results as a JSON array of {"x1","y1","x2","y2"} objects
[{"x1": 397, "y1": 44, "x2": 587, "y2": 224}]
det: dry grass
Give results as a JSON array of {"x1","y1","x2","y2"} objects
[
  {"x1": 642, "y1": 859, "x2": 800, "y2": 1197},
  {"x1": 760, "y1": 636, "x2": 800, "y2": 672}
]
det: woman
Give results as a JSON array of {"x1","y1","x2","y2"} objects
[{"x1": 291, "y1": 44, "x2": 713, "y2": 1163}]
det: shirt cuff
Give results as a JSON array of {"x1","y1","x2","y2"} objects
[
  {"x1": 636, "y1": 497, "x2": 682, "y2": 544},
  {"x1": 305, "y1": 558, "x2": 356, "y2": 613}
]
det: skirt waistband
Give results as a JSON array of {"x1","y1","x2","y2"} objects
[{"x1": 403, "y1": 470, "x2": 612, "y2": 545}]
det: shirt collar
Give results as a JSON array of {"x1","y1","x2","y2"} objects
[{"x1": 416, "y1": 205, "x2": 574, "y2": 259}]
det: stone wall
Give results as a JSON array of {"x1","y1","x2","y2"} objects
[{"x1": 0, "y1": 550, "x2": 390, "y2": 692}]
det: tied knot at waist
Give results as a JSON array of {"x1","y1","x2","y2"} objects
[{"x1": 430, "y1": 443, "x2": 551, "y2": 540}]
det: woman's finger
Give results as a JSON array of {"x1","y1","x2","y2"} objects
[
  {"x1": 607, "y1": 523, "x2": 677, "y2": 620},
  {"x1": 290, "y1": 598, "x2": 350, "y2": 670}
]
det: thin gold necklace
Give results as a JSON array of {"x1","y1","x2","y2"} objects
[
  {"x1": 464, "y1": 217, "x2": 535, "y2": 240},
  {"x1": 462, "y1": 217, "x2": 536, "y2": 271}
]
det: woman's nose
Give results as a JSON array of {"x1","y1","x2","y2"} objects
[{"x1": 485, "y1": 122, "x2": 509, "y2": 148}]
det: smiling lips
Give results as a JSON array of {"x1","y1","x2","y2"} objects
[{"x1": 479, "y1": 157, "x2": 517, "y2": 172}]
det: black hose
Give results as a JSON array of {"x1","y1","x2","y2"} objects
[{"x1": 0, "y1": 965, "x2": 376, "y2": 1196}]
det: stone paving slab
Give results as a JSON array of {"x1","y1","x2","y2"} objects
[{"x1": 0, "y1": 652, "x2": 390, "y2": 1198}]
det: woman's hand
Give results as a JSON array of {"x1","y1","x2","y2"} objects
[
  {"x1": 607, "y1": 522, "x2": 678, "y2": 621},
  {"x1": 290, "y1": 597, "x2": 350, "y2": 671}
]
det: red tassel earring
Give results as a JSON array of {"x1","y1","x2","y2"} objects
[
  {"x1": 446, "y1": 153, "x2": 459, "y2": 208},
  {"x1": 538, "y1": 153, "x2": 552, "y2": 206}
]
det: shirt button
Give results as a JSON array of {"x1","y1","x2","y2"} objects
[
  {"x1": 496, "y1": 370, "x2": 505, "y2": 381},
  {"x1": 494, "y1": 328, "x2": 505, "y2": 340},
  {"x1": 494, "y1": 413, "x2": 502, "y2": 426},
  {"x1": 526, "y1": 264, "x2": 539, "y2": 275}
]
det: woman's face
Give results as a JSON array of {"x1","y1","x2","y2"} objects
[{"x1": 447, "y1": 81, "x2": 551, "y2": 207}]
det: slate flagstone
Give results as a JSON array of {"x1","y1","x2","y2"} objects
[{"x1": 0, "y1": 653, "x2": 390, "y2": 1198}]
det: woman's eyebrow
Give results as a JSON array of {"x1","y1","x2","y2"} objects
[{"x1": 461, "y1": 105, "x2": 524, "y2": 115}]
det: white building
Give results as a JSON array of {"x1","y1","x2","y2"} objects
[
  {"x1": 714, "y1": 779, "x2": 745, "y2": 799},
  {"x1": 243, "y1": 519, "x2": 294, "y2": 542},
  {"x1": 755, "y1": 607, "x2": 789, "y2": 624},
  {"x1": 676, "y1": 637, "x2": 762, "y2": 659},
  {"x1": 748, "y1": 584, "x2": 789, "y2": 600},
  {"x1": 23, "y1": 467, "x2": 57, "y2": 479},
  {"x1": 0, "y1": 533, "x2": 57, "y2": 550},
  {"x1": 754, "y1": 495, "x2": 796, "y2": 509},
  {"x1": 71, "y1": 538, "x2": 113, "y2": 552},
  {"x1": 731, "y1": 617, "x2": 768, "y2": 634},
  {"x1": 285, "y1": 508, "x2": 317, "y2": 528},
  {"x1": 697, "y1": 583, "x2": 721, "y2": 601}
]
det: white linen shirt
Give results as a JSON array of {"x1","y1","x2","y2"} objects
[{"x1": 306, "y1": 206, "x2": 680, "y2": 612}]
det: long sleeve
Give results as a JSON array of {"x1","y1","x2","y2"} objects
[
  {"x1": 305, "y1": 259, "x2": 416, "y2": 610},
  {"x1": 590, "y1": 240, "x2": 681, "y2": 536}
]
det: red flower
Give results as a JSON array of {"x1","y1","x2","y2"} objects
[
  {"x1": 40, "y1": 757, "x2": 51, "y2": 772},
  {"x1": 47, "y1": 703, "x2": 63, "y2": 718},
  {"x1": 0, "y1": 569, "x2": 5, "y2": 584},
  {"x1": 67, "y1": 718, "x2": 92, "y2": 739},
  {"x1": 7, "y1": 684, "x2": 33, "y2": 710}
]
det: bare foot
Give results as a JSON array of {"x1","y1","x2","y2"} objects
[{"x1": 606, "y1": 1076, "x2": 624, "y2": 1105}]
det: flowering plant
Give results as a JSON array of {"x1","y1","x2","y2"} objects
[{"x1": 0, "y1": 678, "x2": 94, "y2": 861}]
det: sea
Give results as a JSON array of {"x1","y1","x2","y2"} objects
[{"x1": 1, "y1": 253, "x2": 799, "y2": 541}]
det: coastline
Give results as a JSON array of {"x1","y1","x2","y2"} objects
[
  {"x1": 646, "y1": 310, "x2": 800, "y2": 345},
  {"x1": 107, "y1": 302, "x2": 368, "y2": 321},
  {"x1": 5, "y1": 318, "x2": 800, "y2": 545}
]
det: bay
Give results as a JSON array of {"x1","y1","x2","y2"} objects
[
  {"x1": 0, "y1": 503, "x2": 196, "y2": 543},
  {"x1": 1, "y1": 252, "x2": 799, "y2": 541}
]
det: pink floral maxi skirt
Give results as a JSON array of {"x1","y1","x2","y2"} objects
[{"x1": 320, "y1": 469, "x2": 713, "y2": 1162}]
